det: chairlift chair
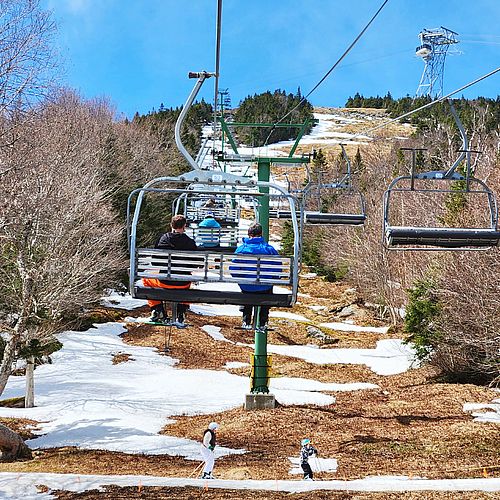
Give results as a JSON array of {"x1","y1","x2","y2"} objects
[
  {"x1": 383, "y1": 102, "x2": 500, "y2": 250},
  {"x1": 268, "y1": 164, "x2": 309, "y2": 220},
  {"x1": 173, "y1": 192, "x2": 241, "y2": 227},
  {"x1": 300, "y1": 144, "x2": 367, "y2": 225},
  {"x1": 127, "y1": 172, "x2": 301, "y2": 307},
  {"x1": 173, "y1": 188, "x2": 257, "y2": 250}
]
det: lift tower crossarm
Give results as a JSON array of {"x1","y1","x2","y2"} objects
[{"x1": 217, "y1": 117, "x2": 318, "y2": 158}]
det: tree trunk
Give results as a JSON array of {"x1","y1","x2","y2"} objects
[
  {"x1": 25, "y1": 356, "x2": 35, "y2": 408},
  {"x1": 0, "y1": 424, "x2": 32, "y2": 461},
  {"x1": 0, "y1": 338, "x2": 17, "y2": 397}
]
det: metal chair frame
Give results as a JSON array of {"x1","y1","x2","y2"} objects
[
  {"x1": 127, "y1": 173, "x2": 301, "y2": 306},
  {"x1": 383, "y1": 102, "x2": 500, "y2": 251}
]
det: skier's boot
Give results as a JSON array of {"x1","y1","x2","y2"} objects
[{"x1": 149, "y1": 304, "x2": 166, "y2": 323}]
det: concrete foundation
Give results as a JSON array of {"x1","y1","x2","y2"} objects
[{"x1": 244, "y1": 393, "x2": 276, "y2": 410}]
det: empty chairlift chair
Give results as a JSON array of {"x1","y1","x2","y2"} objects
[
  {"x1": 383, "y1": 103, "x2": 500, "y2": 250},
  {"x1": 301, "y1": 145, "x2": 366, "y2": 225}
]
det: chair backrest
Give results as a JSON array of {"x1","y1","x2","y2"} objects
[{"x1": 136, "y1": 248, "x2": 292, "y2": 286}]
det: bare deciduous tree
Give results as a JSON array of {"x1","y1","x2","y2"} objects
[
  {"x1": 0, "y1": 0, "x2": 56, "y2": 119},
  {"x1": 0, "y1": 91, "x2": 125, "y2": 399}
]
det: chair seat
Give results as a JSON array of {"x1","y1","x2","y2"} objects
[
  {"x1": 305, "y1": 213, "x2": 366, "y2": 225},
  {"x1": 386, "y1": 226, "x2": 500, "y2": 248},
  {"x1": 134, "y1": 286, "x2": 293, "y2": 307}
]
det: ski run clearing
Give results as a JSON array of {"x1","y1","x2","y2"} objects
[{"x1": 0, "y1": 111, "x2": 498, "y2": 499}]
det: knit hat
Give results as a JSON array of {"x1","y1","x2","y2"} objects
[{"x1": 208, "y1": 422, "x2": 219, "y2": 431}]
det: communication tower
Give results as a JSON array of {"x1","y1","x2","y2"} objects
[{"x1": 415, "y1": 27, "x2": 459, "y2": 98}]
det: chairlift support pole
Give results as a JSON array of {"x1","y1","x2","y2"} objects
[
  {"x1": 257, "y1": 158, "x2": 271, "y2": 240},
  {"x1": 252, "y1": 308, "x2": 269, "y2": 394}
]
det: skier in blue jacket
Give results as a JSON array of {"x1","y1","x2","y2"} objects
[
  {"x1": 233, "y1": 222, "x2": 278, "y2": 329},
  {"x1": 299, "y1": 438, "x2": 318, "y2": 480},
  {"x1": 198, "y1": 213, "x2": 221, "y2": 248}
]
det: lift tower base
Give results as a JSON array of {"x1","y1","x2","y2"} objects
[{"x1": 245, "y1": 393, "x2": 276, "y2": 410}]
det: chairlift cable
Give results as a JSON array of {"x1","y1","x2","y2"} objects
[
  {"x1": 213, "y1": 0, "x2": 223, "y2": 150},
  {"x1": 354, "y1": 66, "x2": 500, "y2": 140},
  {"x1": 263, "y1": 0, "x2": 390, "y2": 146}
]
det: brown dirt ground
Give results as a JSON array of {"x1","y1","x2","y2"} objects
[
  {"x1": 52, "y1": 486, "x2": 500, "y2": 500},
  {"x1": 0, "y1": 270, "x2": 499, "y2": 500}
]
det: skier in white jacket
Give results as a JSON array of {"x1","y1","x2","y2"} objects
[{"x1": 200, "y1": 422, "x2": 219, "y2": 479}]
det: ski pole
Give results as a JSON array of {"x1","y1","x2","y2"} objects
[{"x1": 188, "y1": 461, "x2": 205, "y2": 478}]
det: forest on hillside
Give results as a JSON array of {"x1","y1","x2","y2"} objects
[
  {"x1": 346, "y1": 92, "x2": 500, "y2": 133},
  {"x1": 233, "y1": 89, "x2": 314, "y2": 146}
]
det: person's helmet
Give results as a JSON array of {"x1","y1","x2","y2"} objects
[
  {"x1": 301, "y1": 438, "x2": 311, "y2": 446},
  {"x1": 208, "y1": 422, "x2": 219, "y2": 431}
]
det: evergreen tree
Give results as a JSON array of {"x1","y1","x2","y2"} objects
[
  {"x1": 353, "y1": 147, "x2": 363, "y2": 173},
  {"x1": 234, "y1": 89, "x2": 314, "y2": 146}
]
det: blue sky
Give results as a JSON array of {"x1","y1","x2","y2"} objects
[{"x1": 44, "y1": 0, "x2": 500, "y2": 119}]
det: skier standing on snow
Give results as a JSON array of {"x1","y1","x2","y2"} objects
[
  {"x1": 299, "y1": 438, "x2": 318, "y2": 480},
  {"x1": 200, "y1": 422, "x2": 219, "y2": 479}
]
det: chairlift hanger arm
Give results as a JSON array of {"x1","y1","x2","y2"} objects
[
  {"x1": 444, "y1": 100, "x2": 468, "y2": 178},
  {"x1": 336, "y1": 144, "x2": 353, "y2": 186},
  {"x1": 175, "y1": 71, "x2": 215, "y2": 171}
]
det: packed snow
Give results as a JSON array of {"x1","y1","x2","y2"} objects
[
  {"x1": 0, "y1": 472, "x2": 499, "y2": 499},
  {"x1": 463, "y1": 396, "x2": 500, "y2": 424}
]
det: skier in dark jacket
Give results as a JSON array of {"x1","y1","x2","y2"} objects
[
  {"x1": 142, "y1": 215, "x2": 197, "y2": 325},
  {"x1": 200, "y1": 422, "x2": 219, "y2": 479},
  {"x1": 299, "y1": 438, "x2": 318, "y2": 480},
  {"x1": 233, "y1": 222, "x2": 279, "y2": 329}
]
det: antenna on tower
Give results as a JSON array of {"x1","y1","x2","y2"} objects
[{"x1": 415, "y1": 26, "x2": 459, "y2": 98}]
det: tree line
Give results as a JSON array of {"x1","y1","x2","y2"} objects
[
  {"x1": 233, "y1": 89, "x2": 314, "y2": 146},
  {"x1": 346, "y1": 92, "x2": 500, "y2": 133}
]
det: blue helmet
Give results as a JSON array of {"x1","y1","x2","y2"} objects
[{"x1": 301, "y1": 438, "x2": 311, "y2": 446}]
